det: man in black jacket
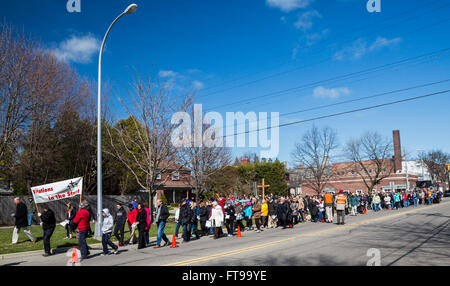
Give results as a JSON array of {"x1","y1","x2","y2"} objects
[
  {"x1": 39, "y1": 204, "x2": 56, "y2": 256},
  {"x1": 179, "y1": 199, "x2": 192, "y2": 243},
  {"x1": 114, "y1": 203, "x2": 127, "y2": 247},
  {"x1": 11, "y1": 197, "x2": 36, "y2": 245},
  {"x1": 153, "y1": 199, "x2": 170, "y2": 248}
]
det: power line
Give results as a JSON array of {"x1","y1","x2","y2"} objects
[
  {"x1": 197, "y1": 1, "x2": 450, "y2": 98},
  {"x1": 203, "y1": 47, "x2": 450, "y2": 111},
  {"x1": 218, "y1": 89, "x2": 450, "y2": 139}
]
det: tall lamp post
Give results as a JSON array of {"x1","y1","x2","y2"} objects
[{"x1": 95, "y1": 4, "x2": 138, "y2": 238}]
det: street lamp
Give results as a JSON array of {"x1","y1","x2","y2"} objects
[{"x1": 95, "y1": 3, "x2": 138, "y2": 238}]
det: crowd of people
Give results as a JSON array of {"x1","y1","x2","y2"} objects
[{"x1": 9, "y1": 188, "x2": 445, "y2": 258}]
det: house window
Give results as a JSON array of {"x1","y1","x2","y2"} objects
[
  {"x1": 172, "y1": 171, "x2": 180, "y2": 181},
  {"x1": 156, "y1": 171, "x2": 161, "y2": 180}
]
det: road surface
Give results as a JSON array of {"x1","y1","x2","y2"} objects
[{"x1": 1, "y1": 199, "x2": 449, "y2": 266}]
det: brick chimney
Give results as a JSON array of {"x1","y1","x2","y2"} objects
[
  {"x1": 393, "y1": 130, "x2": 402, "y2": 173},
  {"x1": 240, "y1": 157, "x2": 250, "y2": 166}
]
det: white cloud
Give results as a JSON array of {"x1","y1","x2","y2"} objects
[
  {"x1": 266, "y1": 0, "x2": 313, "y2": 12},
  {"x1": 313, "y1": 86, "x2": 351, "y2": 99},
  {"x1": 294, "y1": 10, "x2": 321, "y2": 31},
  {"x1": 193, "y1": 80, "x2": 205, "y2": 90},
  {"x1": 158, "y1": 70, "x2": 178, "y2": 78},
  {"x1": 369, "y1": 36, "x2": 402, "y2": 52},
  {"x1": 52, "y1": 34, "x2": 100, "y2": 64},
  {"x1": 334, "y1": 36, "x2": 402, "y2": 61}
]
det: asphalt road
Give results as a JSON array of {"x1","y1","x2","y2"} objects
[{"x1": 2, "y1": 199, "x2": 449, "y2": 266}]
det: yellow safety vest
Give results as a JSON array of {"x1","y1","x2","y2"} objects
[{"x1": 336, "y1": 194, "x2": 346, "y2": 205}]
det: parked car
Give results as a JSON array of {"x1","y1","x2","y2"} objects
[{"x1": 444, "y1": 190, "x2": 450, "y2": 197}]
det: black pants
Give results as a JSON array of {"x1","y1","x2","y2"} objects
[
  {"x1": 43, "y1": 227, "x2": 55, "y2": 254},
  {"x1": 245, "y1": 217, "x2": 252, "y2": 228},
  {"x1": 137, "y1": 226, "x2": 146, "y2": 249},
  {"x1": 225, "y1": 219, "x2": 234, "y2": 235},
  {"x1": 235, "y1": 220, "x2": 245, "y2": 232},
  {"x1": 182, "y1": 223, "x2": 190, "y2": 242},
  {"x1": 200, "y1": 220, "x2": 207, "y2": 235},
  {"x1": 114, "y1": 223, "x2": 125, "y2": 245},
  {"x1": 254, "y1": 217, "x2": 261, "y2": 230}
]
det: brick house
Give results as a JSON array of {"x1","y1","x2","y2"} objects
[{"x1": 154, "y1": 160, "x2": 193, "y2": 205}]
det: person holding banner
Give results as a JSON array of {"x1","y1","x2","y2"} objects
[
  {"x1": 38, "y1": 204, "x2": 56, "y2": 257},
  {"x1": 11, "y1": 197, "x2": 36, "y2": 245}
]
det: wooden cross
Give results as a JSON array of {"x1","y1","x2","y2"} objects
[{"x1": 257, "y1": 178, "x2": 270, "y2": 199}]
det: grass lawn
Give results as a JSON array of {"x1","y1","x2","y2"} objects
[{"x1": 0, "y1": 222, "x2": 177, "y2": 255}]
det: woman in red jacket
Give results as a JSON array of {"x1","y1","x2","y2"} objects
[
  {"x1": 72, "y1": 203, "x2": 91, "y2": 259},
  {"x1": 127, "y1": 204, "x2": 137, "y2": 245}
]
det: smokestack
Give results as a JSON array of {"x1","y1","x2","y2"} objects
[{"x1": 393, "y1": 130, "x2": 402, "y2": 173}]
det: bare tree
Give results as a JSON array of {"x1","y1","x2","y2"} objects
[
  {"x1": 106, "y1": 72, "x2": 193, "y2": 211},
  {"x1": 345, "y1": 131, "x2": 394, "y2": 193},
  {"x1": 291, "y1": 125, "x2": 338, "y2": 195},
  {"x1": 420, "y1": 150, "x2": 450, "y2": 190}
]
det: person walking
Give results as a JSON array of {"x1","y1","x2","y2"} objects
[
  {"x1": 199, "y1": 202, "x2": 209, "y2": 236},
  {"x1": 349, "y1": 193, "x2": 359, "y2": 216},
  {"x1": 11, "y1": 197, "x2": 36, "y2": 245},
  {"x1": 113, "y1": 203, "x2": 127, "y2": 247},
  {"x1": 393, "y1": 192, "x2": 401, "y2": 210},
  {"x1": 39, "y1": 204, "x2": 56, "y2": 257},
  {"x1": 26, "y1": 197, "x2": 38, "y2": 226},
  {"x1": 324, "y1": 192, "x2": 334, "y2": 223},
  {"x1": 154, "y1": 199, "x2": 170, "y2": 248},
  {"x1": 210, "y1": 201, "x2": 224, "y2": 239},
  {"x1": 243, "y1": 201, "x2": 253, "y2": 230},
  {"x1": 335, "y1": 190, "x2": 347, "y2": 225},
  {"x1": 82, "y1": 200, "x2": 95, "y2": 237},
  {"x1": 190, "y1": 202, "x2": 200, "y2": 240},
  {"x1": 65, "y1": 203, "x2": 77, "y2": 240},
  {"x1": 101, "y1": 208, "x2": 119, "y2": 255},
  {"x1": 143, "y1": 202, "x2": 151, "y2": 246},
  {"x1": 384, "y1": 194, "x2": 391, "y2": 210},
  {"x1": 252, "y1": 197, "x2": 262, "y2": 232},
  {"x1": 179, "y1": 199, "x2": 192, "y2": 243},
  {"x1": 72, "y1": 202, "x2": 91, "y2": 259},
  {"x1": 127, "y1": 204, "x2": 138, "y2": 245},
  {"x1": 136, "y1": 203, "x2": 147, "y2": 249},
  {"x1": 224, "y1": 201, "x2": 236, "y2": 236},
  {"x1": 268, "y1": 198, "x2": 277, "y2": 228}
]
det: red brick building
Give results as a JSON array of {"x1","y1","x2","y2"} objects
[{"x1": 300, "y1": 130, "x2": 420, "y2": 196}]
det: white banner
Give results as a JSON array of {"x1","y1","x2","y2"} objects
[{"x1": 31, "y1": 177, "x2": 83, "y2": 204}]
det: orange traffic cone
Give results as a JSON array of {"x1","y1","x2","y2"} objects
[
  {"x1": 71, "y1": 246, "x2": 78, "y2": 263},
  {"x1": 236, "y1": 226, "x2": 242, "y2": 237},
  {"x1": 388, "y1": 205, "x2": 391, "y2": 211},
  {"x1": 170, "y1": 234, "x2": 179, "y2": 248},
  {"x1": 321, "y1": 216, "x2": 324, "y2": 223},
  {"x1": 363, "y1": 208, "x2": 367, "y2": 215}
]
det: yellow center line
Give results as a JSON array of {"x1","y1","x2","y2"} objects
[{"x1": 162, "y1": 201, "x2": 449, "y2": 266}]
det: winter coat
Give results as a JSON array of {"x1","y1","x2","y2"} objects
[
  {"x1": 261, "y1": 202, "x2": 269, "y2": 217},
  {"x1": 179, "y1": 204, "x2": 192, "y2": 225},
  {"x1": 114, "y1": 207, "x2": 127, "y2": 225},
  {"x1": 276, "y1": 203, "x2": 284, "y2": 219},
  {"x1": 199, "y1": 206, "x2": 209, "y2": 222},
  {"x1": 252, "y1": 202, "x2": 262, "y2": 219},
  {"x1": 210, "y1": 205, "x2": 224, "y2": 227},
  {"x1": 40, "y1": 209, "x2": 56, "y2": 230},
  {"x1": 127, "y1": 209, "x2": 137, "y2": 225},
  {"x1": 224, "y1": 205, "x2": 236, "y2": 220},
  {"x1": 14, "y1": 202, "x2": 28, "y2": 228},
  {"x1": 290, "y1": 202, "x2": 298, "y2": 216},
  {"x1": 145, "y1": 207, "x2": 151, "y2": 230},
  {"x1": 136, "y1": 209, "x2": 147, "y2": 230},
  {"x1": 73, "y1": 208, "x2": 91, "y2": 231},
  {"x1": 101, "y1": 209, "x2": 114, "y2": 234},
  {"x1": 156, "y1": 204, "x2": 170, "y2": 223},
  {"x1": 283, "y1": 202, "x2": 292, "y2": 220},
  {"x1": 298, "y1": 199, "x2": 305, "y2": 210},
  {"x1": 243, "y1": 204, "x2": 253, "y2": 218},
  {"x1": 268, "y1": 202, "x2": 277, "y2": 216}
]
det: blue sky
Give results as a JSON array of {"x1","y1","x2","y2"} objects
[{"x1": 1, "y1": 0, "x2": 450, "y2": 166}]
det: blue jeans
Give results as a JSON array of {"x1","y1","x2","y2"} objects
[
  {"x1": 175, "y1": 222, "x2": 181, "y2": 237},
  {"x1": 28, "y1": 213, "x2": 38, "y2": 226},
  {"x1": 317, "y1": 212, "x2": 323, "y2": 223},
  {"x1": 156, "y1": 221, "x2": 169, "y2": 246},
  {"x1": 102, "y1": 232, "x2": 117, "y2": 254},
  {"x1": 413, "y1": 198, "x2": 418, "y2": 207},
  {"x1": 404, "y1": 200, "x2": 409, "y2": 208},
  {"x1": 78, "y1": 230, "x2": 88, "y2": 259}
]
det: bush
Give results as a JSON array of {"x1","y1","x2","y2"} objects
[{"x1": 160, "y1": 194, "x2": 168, "y2": 205}]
